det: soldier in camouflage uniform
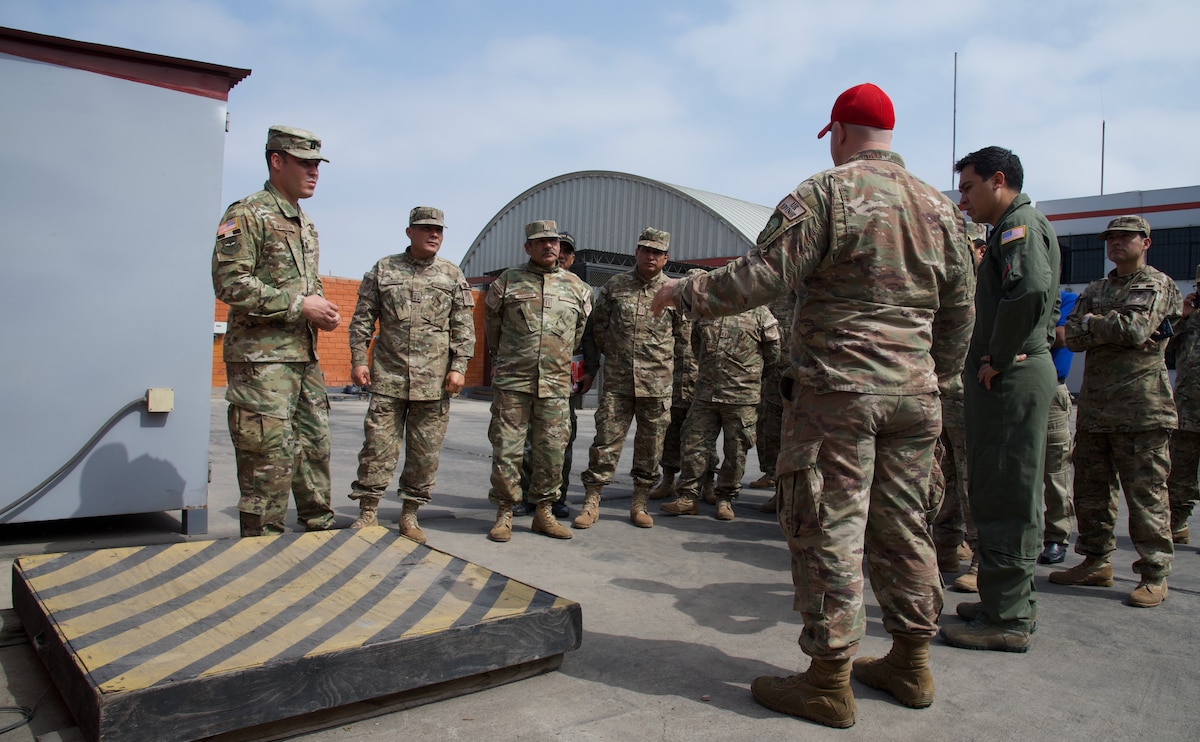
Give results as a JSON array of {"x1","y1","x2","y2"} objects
[
  {"x1": 212, "y1": 126, "x2": 340, "y2": 537},
  {"x1": 749, "y1": 289, "x2": 795, "y2": 511},
  {"x1": 346, "y1": 207, "x2": 476, "y2": 543},
  {"x1": 653, "y1": 83, "x2": 974, "y2": 727},
  {"x1": 574, "y1": 228, "x2": 684, "y2": 529},
  {"x1": 659, "y1": 308, "x2": 780, "y2": 521},
  {"x1": 1166, "y1": 266, "x2": 1200, "y2": 546},
  {"x1": 650, "y1": 269, "x2": 717, "y2": 502},
  {"x1": 932, "y1": 222, "x2": 984, "y2": 584},
  {"x1": 484, "y1": 220, "x2": 592, "y2": 542},
  {"x1": 1051, "y1": 216, "x2": 1180, "y2": 607}
]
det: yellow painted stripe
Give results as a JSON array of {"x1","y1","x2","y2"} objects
[
  {"x1": 40, "y1": 541, "x2": 222, "y2": 616},
  {"x1": 480, "y1": 580, "x2": 537, "y2": 622},
  {"x1": 18, "y1": 547, "x2": 155, "y2": 592},
  {"x1": 193, "y1": 533, "x2": 416, "y2": 678},
  {"x1": 85, "y1": 530, "x2": 390, "y2": 691},
  {"x1": 302, "y1": 548, "x2": 455, "y2": 657},
  {"x1": 401, "y1": 561, "x2": 495, "y2": 638}
]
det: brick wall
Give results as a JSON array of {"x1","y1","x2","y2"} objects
[{"x1": 213, "y1": 280, "x2": 489, "y2": 389}]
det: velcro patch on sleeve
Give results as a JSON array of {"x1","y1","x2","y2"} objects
[
  {"x1": 777, "y1": 194, "x2": 807, "y2": 221},
  {"x1": 1000, "y1": 225, "x2": 1026, "y2": 245}
]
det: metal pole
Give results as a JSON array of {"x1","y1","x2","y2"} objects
[
  {"x1": 952, "y1": 52, "x2": 958, "y2": 190},
  {"x1": 1100, "y1": 120, "x2": 1106, "y2": 195}
]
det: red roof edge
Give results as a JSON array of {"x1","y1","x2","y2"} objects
[{"x1": 0, "y1": 26, "x2": 251, "y2": 101}]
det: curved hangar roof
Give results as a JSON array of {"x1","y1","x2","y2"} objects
[{"x1": 459, "y1": 170, "x2": 774, "y2": 280}]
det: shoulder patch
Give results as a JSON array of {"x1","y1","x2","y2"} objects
[
  {"x1": 1000, "y1": 226, "x2": 1026, "y2": 245},
  {"x1": 217, "y1": 217, "x2": 241, "y2": 238},
  {"x1": 777, "y1": 194, "x2": 807, "y2": 221}
]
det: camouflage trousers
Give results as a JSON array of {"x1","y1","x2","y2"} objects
[
  {"x1": 225, "y1": 361, "x2": 335, "y2": 535},
  {"x1": 930, "y1": 394, "x2": 974, "y2": 550},
  {"x1": 756, "y1": 397, "x2": 783, "y2": 477},
  {"x1": 662, "y1": 400, "x2": 717, "y2": 477},
  {"x1": 1166, "y1": 429, "x2": 1200, "y2": 526},
  {"x1": 1073, "y1": 429, "x2": 1174, "y2": 579},
  {"x1": 581, "y1": 393, "x2": 671, "y2": 488},
  {"x1": 521, "y1": 393, "x2": 579, "y2": 500},
  {"x1": 1042, "y1": 384, "x2": 1075, "y2": 544},
  {"x1": 488, "y1": 389, "x2": 570, "y2": 506},
  {"x1": 778, "y1": 385, "x2": 942, "y2": 661},
  {"x1": 351, "y1": 394, "x2": 450, "y2": 505},
  {"x1": 677, "y1": 399, "x2": 756, "y2": 501}
]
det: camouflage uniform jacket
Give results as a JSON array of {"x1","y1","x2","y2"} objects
[
  {"x1": 583, "y1": 269, "x2": 684, "y2": 398},
  {"x1": 672, "y1": 316, "x2": 698, "y2": 405},
  {"x1": 674, "y1": 150, "x2": 975, "y2": 395},
  {"x1": 485, "y1": 261, "x2": 592, "y2": 398},
  {"x1": 1170, "y1": 310, "x2": 1200, "y2": 431},
  {"x1": 349, "y1": 250, "x2": 476, "y2": 401},
  {"x1": 1065, "y1": 264, "x2": 1182, "y2": 432},
  {"x1": 212, "y1": 181, "x2": 323, "y2": 362},
  {"x1": 692, "y1": 308, "x2": 781, "y2": 405}
]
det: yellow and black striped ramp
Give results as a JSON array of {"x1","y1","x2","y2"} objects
[{"x1": 12, "y1": 527, "x2": 581, "y2": 742}]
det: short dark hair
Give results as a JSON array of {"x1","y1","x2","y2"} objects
[
  {"x1": 955, "y1": 146, "x2": 1024, "y2": 192},
  {"x1": 266, "y1": 149, "x2": 285, "y2": 168}
]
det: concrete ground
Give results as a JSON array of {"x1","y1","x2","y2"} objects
[{"x1": 1, "y1": 392, "x2": 1197, "y2": 741}]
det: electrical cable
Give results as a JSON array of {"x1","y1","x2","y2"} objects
[
  {"x1": 0, "y1": 683, "x2": 52, "y2": 734},
  {"x1": 0, "y1": 397, "x2": 146, "y2": 518}
]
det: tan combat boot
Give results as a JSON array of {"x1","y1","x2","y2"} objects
[
  {"x1": 952, "y1": 553, "x2": 979, "y2": 592},
  {"x1": 751, "y1": 658, "x2": 856, "y2": 729},
  {"x1": 649, "y1": 468, "x2": 677, "y2": 500},
  {"x1": 488, "y1": 503, "x2": 513, "y2": 542},
  {"x1": 852, "y1": 634, "x2": 934, "y2": 709},
  {"x1": 398, "y1": 500, "x2": 426, "y2": 544},
  {"x1": 659, "y1": 495, "x2": 700, "y2": 515},
  {"x1": 1048, "y1": 556, "x2": 1114, "y2": 587},
  {"x1": 350, "y1": 495, "x2": 380, "y2": 529},
  {"x1": 574, "y1": 485, "x2": 603, "y2": 529},
  {"x1": 748, "y1": 473, "x2": 776, "y2": 490},
  {"x1": 957, "y1": 542, "x2": 973, "y2": 561},
  {"x1": 1127, "y1": 578, "x2": 1168, "y2": 607},
  {"x1": 759, "y1": 495, "x2": 778, "y2": 513},
  {"x1": 630, "y1": 485, "x2": 654, "y2": 528},
  {"x1": 532, "y1": 499, "x2": 573, "y2": 539},
  {"x1": 715, "y1": 499, "x2": 735, "y2": 521}
]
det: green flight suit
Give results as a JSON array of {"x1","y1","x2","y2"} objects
[{"x1": 964, "y1": 194, "x2": 1060, "y2": 633}]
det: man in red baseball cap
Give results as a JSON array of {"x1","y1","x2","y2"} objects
[
  {"x1": 817, "y1": 82, "x2": 895, "y2": 139},
  {"x1": 652, "y1": 82, "x2": 974, "y2": 728}
]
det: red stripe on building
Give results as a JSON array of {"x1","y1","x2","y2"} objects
[{"x1": 1046, "y1": 202, "x2": 1200, "y2": 222}]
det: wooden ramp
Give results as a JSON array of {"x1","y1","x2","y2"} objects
[{"x1": 11, "y1": 527, "x2": 582, "y2": 742}]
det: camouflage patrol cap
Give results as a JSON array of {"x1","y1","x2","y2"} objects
[
  {"x1": 409, "y1": 206, "x2": 445, "y2": 227},
  {"x1": 526, "y1": 220, "x2": 559, "y2": 240},
  {"x1": 559, "y1": 231, "x2": 576, "y2": 251},
  {"x1": 266, "y1": 125, "x2": 329, "y2": 162},
  {"x1": 965, "y1": 221, "x2": 987, "y2": 243},
  {"x1": 1194, "y1": 264, "x2": 1200, "y2": 283},
  {"x1": 637, "y1": 227, "x2": 671, "y2": 252},
  {"x1": 1098, "y1": 215, "x2": 1150, "y2": 240}
]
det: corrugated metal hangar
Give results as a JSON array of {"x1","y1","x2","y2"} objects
[{"x1": 459, "y1": 170, "x2": 773, "y2": 285}]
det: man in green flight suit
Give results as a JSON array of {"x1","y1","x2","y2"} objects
[{"x1": 942, "y1": 146, "x2": 1059, "y2": 652}]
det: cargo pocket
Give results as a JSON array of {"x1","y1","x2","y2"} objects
[
  {"x1": 227, "y1": 404, "x2": 288, "y2": 455},
  {"x1": 776, "y1": 437, "x2": 825, "y2": 612}
]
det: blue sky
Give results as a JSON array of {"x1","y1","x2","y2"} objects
[{"x1": 4, "y1": 0, "x2": 1198, "y2": 278}]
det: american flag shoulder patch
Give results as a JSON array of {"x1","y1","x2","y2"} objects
[
  {"x1": 1000, "y1": 225, "x2": 1026, "y2": 245},
  {"x1": 217, "y1": 217, "x2": 241, "y2": 237}
]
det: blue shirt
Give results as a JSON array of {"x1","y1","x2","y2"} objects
[{"x1": 1052, "y1": 289, "x2": 1078, "y2": 382}]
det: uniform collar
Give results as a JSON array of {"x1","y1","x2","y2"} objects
[{"x1": 263, "y1": 181, "x2": 304, "y2": 221}]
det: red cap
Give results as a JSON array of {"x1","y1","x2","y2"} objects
[{"x1": 817, "y1": 83, "x2": 895, "y2": 139}]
